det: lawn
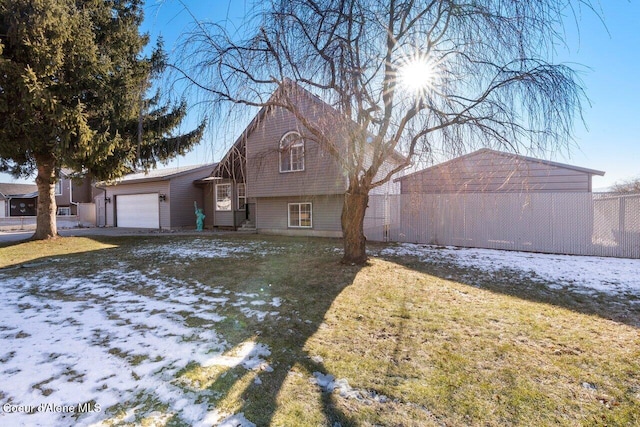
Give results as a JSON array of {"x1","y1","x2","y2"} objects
[{"x1": 0, "y1": 234, "x2": 638, "y2": 426}]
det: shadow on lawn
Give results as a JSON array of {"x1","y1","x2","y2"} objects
[
  {"x1": 1, "y1": 234, "x2": 362, "y2": 426},
  {"x1": 9, "y1": 233, "x2": 637, "y2": 425},
  {"x1": 164, "y1": 236, "x2": 364, "y2": 427},
  {"x1": 381, "y1": 248, "x2": 640, "y2": 329}
]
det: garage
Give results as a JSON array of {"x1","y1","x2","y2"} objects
[{"x1": 116, "y1": 193, "x2": 160, "y2": 228}]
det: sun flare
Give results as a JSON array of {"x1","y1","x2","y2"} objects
[{"x1": 398, "y1": 55, "x2": 439, "y2": 94}]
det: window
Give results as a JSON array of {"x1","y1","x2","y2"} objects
[
  {"x1": 57, "y1": 207, "x2": 71, "y2": 216},
  {"x1": 55, "y1": 180, "x2": 63, "y2": 195},
  {"x1": 288, "y1": 203, "x2": 312, "y2": 228},
  {"x1": 216, "y1": 184, "x2": 232, "y2": 211},
  {"x1": 237, "y1": 183, "x2": 246, "y2": 211},
  {"x1": 279, "y1": 132, "x2": 305, "y2": 172}
]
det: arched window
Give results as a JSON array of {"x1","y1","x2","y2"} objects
[{"x1": 279, "y1": 131, "x2": 305, "y2": 172}]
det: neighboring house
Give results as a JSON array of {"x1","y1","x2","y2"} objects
[
  {"x1": 198, "y1": 82, "x2": 404, "y2": 237},
  {"x1": 55, "y1": 170, "x2": 94, "y2": 216},
  {"x1": 0, "y1": 183, "x2": 38, "y2": 217},
  {"x1": 396, "y1": 149, "x2": 605, "y2": 194},
  {"x1": 1, "y1": 172, "x2": 94, "y2": 218},
  {"x1": 97, "y1": 164, "x2": 216, "y2": 229}
]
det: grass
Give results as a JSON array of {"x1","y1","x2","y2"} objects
[
  {"x1": 0, "y1": 236, "x2": 117, "y2": 269},
  {"x1": 0, "y1": 233, "x2": 638, "y2": 426}
]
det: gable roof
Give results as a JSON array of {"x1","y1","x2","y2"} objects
[
  {"x1": 395, "y1": 148, "x2": 605, "y2": 182},
  {"x1": 0, "y1": 183, "x2": 38, "y2": 198},
  {"x1": 102, "y1": 164, "x2": 217, "y2": 186},
  {"x1": 207, "y1": 80, "x2": 406, "y2": 181}
]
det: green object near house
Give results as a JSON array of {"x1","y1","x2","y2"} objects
[{"x1": 194, "y1": 202, "x2": 205, "y2": 231}]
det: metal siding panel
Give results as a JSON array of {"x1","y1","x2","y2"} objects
[
  {"x1": 402, "y1": 152, "x2": 593, "y2": 193},
  {"x1": 246, "y1": 105, "x2": 347, "y2": 198},
  {"x1": 169, "y1": 169, "x2": 207, "y2": 228},
  {"x1": 215, "y1": 211, "x2": 235, "y2": 227},
  {"x1": 203, "y1": 185, "x2": 214, "y2": 227},
  {"x1": 256, "y1": 195, "x2": 343, "y2": 232}
]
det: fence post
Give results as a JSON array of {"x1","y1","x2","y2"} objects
[{"x1": 618, "y1": 197, "x2": 626, "y2": 258}]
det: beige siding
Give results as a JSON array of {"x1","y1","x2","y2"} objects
[
  {"x1": 256, "y1": 195, "x2": 343, "y2": 237},
  {"x1": 169, "y1": 169, "x2": 207, "y2": 228},
  {"x1": 401, "y1": 151, "x2": 596, "y2": 194},
  {"x1": 215, "y1": 211, "x2": 235, "y2": 227},
  {"x1": 246, "y1": 106, "x2": 347, "y2": 198},
  {"x1": 202, "y1": 184, "x2": 215, "y2": 228},
  {"x1": 105, "y1": 182, "x2": 170, "y2": 228}
]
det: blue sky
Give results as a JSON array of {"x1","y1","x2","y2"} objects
[{"x1": 2, "y1": 0, "x2": 638, "y2": 189}]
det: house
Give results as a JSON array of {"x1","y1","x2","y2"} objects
[
  {"x1": 1, "y1": 171, "x2": 95, "y2": 218},
  {"x1": 0, "y1": 183, "x2": 38, "y2": 217},
  {"x1": 55, "y1": 170, "x2": 94, "y2": 216},
  {"x1": 97, "y1": 164, "x2": 216, "y2": 229},
  {"x1": 198, "y1": 82, "x2": 404, "y2": 237},
  {"x1": 396, "y1": 149, "x2": 605, "y2": 194}
]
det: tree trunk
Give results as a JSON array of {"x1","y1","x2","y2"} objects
[
  {"x1": 32, "y1": 153, "x2": 58, "y2": 240},
  {"x1": 341, "y1": 189, "x2": 369, "y2": 264}
]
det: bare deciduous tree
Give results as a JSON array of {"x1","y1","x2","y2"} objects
[
  {"x1": 611, "y1": 177, "x2": 640, "y2": 193},
  {"x1": 176, "y1": 0, "x2": 596, "y2": 263}
]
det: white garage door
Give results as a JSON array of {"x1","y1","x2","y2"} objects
[{"x1": 116, "y1": 193, "x2": 160, "y2": 228}]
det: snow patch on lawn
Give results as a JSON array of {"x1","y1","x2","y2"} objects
[
  {"x1": 217, "y1": 412, "x2": 257, "y2": 427},
  {"x1": 380, "y1": 244, "x2": 640, "y2": 296},
  {"x1": 132, "y1": 239, "x2": 282, "y2": 259},
  {"x1": 270, "y1": 297, "x2": 282, "y2": 307},
  {"x1": 202, "y1": 341, "x2": 271, "y2": 371},
  {"x1": 0, "y1": 263, "x2": 266, "y2": 426},
  {"x1": 311, "y1": 372, "x2": 390, "y2": 404}
]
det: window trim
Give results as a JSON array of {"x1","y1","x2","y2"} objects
[
  {"x1": 237, "y1": 183, "x2": 246, "y2": 211},
  {"x1": 55, "y1": 180, "x2": 63, "y2": 196},
  {"x1": 215, "y1": 183, "x2": 232, "y2": 211},
  {"x1": 288, "y1": 202, "x2": 313, "y2": 229},
  {"x1": 279, "y1": 131, "x2": 305, "y2": 173}
]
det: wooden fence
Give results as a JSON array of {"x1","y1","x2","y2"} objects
[{"x1": 364, "y1": 193, "x2": 640, "y2": 259}]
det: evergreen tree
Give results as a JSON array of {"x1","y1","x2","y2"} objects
[{"x1": 0, "y1": 0, "x2": 204, "y2": 239}]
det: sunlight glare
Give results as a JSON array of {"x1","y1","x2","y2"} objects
[{"x1": 398, "y1": 55, "x2": 438, "y2": 95}]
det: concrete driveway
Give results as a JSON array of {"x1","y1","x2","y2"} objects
[{"x1": 0, "y1": 231, "x2": 33, "y2": 243}]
